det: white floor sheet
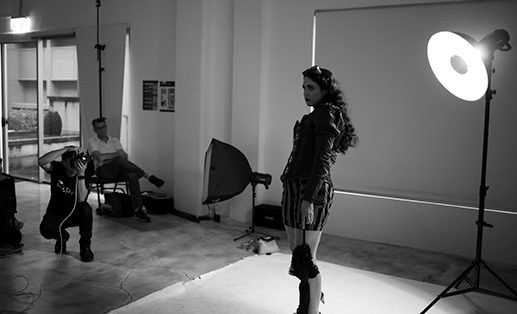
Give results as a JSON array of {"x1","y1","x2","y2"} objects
[{"x1": 111, "y1": 253, "x2": 517, "y2": 314}]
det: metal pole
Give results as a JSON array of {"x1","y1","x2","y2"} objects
[
  {"x1": 95, "y1": 0, "x2": 105, "y2": 118},
  {"x1": 420, "y1": 57, "x2": 517, "y2": 314}
]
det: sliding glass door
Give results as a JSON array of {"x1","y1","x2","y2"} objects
[{"x1": 1, "y1": 37, "x2": 80, "y2": 182}]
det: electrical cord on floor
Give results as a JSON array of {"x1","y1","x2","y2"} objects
[
  {"x1": 207, "y1": 203, "x2": 221, "y2": 218},
  {"x1": 198, "y1": 204, "x2": 221, "y2": 222},
  {"x1": 4, "y1": 176, "x2": 79, "y2": 312}
]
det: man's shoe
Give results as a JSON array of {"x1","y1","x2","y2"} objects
[
  {"x1": 0, "y1": 243, "x2": 24, "y2": 254},
  {"x1": 133, "y1": 207, "x2": 151, "y2": 222},
  {"x1": 55, "y1": 230, "x2": 70, "y2": 254},
  {"x1": 80, "y1": 246, "x2": 94, "y2": 262},
  {"x1": 148, "y1": 175, "x2": 165, "y2": 188}
]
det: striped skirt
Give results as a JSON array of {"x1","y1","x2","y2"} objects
[{"x1": 281, "y1": 177, "x2": 334, "y2": 231}]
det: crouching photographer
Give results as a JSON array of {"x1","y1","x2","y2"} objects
[{"x1": 38, "y1": 146, "x2": 94, "y2": 262}]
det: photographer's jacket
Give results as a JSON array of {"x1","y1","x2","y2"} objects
[
  {"x1": 45, "y1": 161, "x2": 91, "y2": 219},
  {"x1": 281, "y1": 103, "x2": 344, "y2": 204}
]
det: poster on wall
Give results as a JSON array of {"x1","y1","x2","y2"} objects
[
  {"x1": 159, "y1": 81, "x2": 175, "y2": 112},
  {"x1": 143, "y1": 80, "x2": 158, "y2": 111},
  {"x1": 143, "y1": 80, "x2": 175, "y2": 112}
]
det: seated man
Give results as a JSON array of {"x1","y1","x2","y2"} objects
[
  {"x1": 39, "y1": 146, "x2": 94, "y2": 262},
  {"x1": 88, "y1": 117, "x2": 164, "y2": 223}
]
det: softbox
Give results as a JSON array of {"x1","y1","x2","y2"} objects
[{"x1": 202, "y1": 138, "x2": 253, "y2": 204}]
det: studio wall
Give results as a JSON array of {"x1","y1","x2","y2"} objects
[
  {"x1": 235, "y1": 0, "x2": 517, "y2": 265},
  {"x1": 1, "y1": 0, "x2": 515, "y2": 265}
]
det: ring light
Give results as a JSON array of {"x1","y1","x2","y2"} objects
[{"x1": 427, "y1": 31, "x2": 488, "y2": 101}]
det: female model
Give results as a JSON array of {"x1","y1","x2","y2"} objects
[{"x1": 281, "y1": 65, "x2": 358, "y2": 314}]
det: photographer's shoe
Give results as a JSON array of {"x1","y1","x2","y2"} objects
[
  {"x1": 0, "y1": 243, "x2": 24, "y2": 254},
  {"x1": 55, "y1": 230, "x2": 70, "y2": 254},
  {"x1": 133, "y1": 207, "x2": 151, "y2": 222},
  {"x1": 80, "y1": 246, "x2": 94, "y2": 262},
  {"x1": 148, "y1": 175, "x2": 164, "y2": 188}
]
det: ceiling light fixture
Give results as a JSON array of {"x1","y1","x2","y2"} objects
[{"x1": 10, "y1": 0, "x2": 29, "y2": 33}]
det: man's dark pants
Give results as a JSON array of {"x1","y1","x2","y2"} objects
[{"x1": 40, "y1": 202, "x2": 93, "y2": 247}]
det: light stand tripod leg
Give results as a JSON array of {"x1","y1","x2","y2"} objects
[
  {"x1": 233, "y1": 227, "x2": 252, "y2": 241},
  {"x1": 478, "y1": 262, "x2": 517, "y2": 300},
  {"x1": 421, "y1": 59, "x2": 517, "y2": 312},
  {"x1": 233, "y1": 183, "x2": 279, "y2": 241},
  {"x1": 420, "y1": 262, "x2": 476, "y2": 314}
]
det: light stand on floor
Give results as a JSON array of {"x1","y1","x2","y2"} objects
[
  {"x1": 201, "y1": 139, "x2": 278, "y2": 241},
  {"x1": 421, "y1": 29, "x2": 516, "y2": 313},
  {"x1": 233, "y1": 174, "x2": 278, "y2": 241}
]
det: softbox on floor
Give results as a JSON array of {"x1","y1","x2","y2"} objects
[{"x1": 202, "y1": 138, "x2": 253, "y2": 204}]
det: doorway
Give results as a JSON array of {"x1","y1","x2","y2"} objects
[{"x1": 1, "y1": 37, "x2": 81, "y2": 182}]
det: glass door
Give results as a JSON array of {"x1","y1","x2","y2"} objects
[
  {"x1": 2, "y1": 37, "x2": 80, "y2": 182},
  {"x1": 3, "y1": 41, "x2": 38, "y2": 180}
]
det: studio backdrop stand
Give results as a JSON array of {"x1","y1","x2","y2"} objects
[{"x1": 421, "y1": 29, "x2": 516, "y2": 313}]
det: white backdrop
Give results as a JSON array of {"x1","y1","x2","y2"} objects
[{"x1": 315, "y1": 0, "x2": 517, "y2": 212}]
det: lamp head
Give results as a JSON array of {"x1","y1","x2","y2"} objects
[
  {"x1": 478, "y1": 29, "x2": 512, "y2": 60},
  {"x1": 427, "y1": 29, "x2": 511, "y2": 102},
  {"x1": 251, "y1": 172, "x2": 272, "y2": 189}
]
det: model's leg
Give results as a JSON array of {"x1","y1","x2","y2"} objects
[
  {"x1": 285, "y1": 226, "x2": 323, "y2": 314},
  {"x1": 284, "y1": 179, "x2": 325, "y2": 314},
  {"x1": 304, "y1": 230, "x2": 323, "y2": 314},
  {"x1": 285, "y1": 225, "x2": 298, "y2": 251},
  {"x1": 302, "y1": 181, "x2": 332, "y2": 314}
]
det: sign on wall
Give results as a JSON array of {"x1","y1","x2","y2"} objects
[{"x1": 143, "y1": 80, "x2": 175, "y2": 112}]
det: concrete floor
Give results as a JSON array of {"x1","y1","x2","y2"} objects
[{"x1": 1, "y1": 180, "x2": 517, "y2": 314}]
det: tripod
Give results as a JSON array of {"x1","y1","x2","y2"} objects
[
  {"x1": 420, "y1": 55, "x2": 517, "y2": 313},
  {"x1": 234, "y1": 182, "x2": 278, "y2": 241}
]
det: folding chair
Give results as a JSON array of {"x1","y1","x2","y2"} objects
[
  {"x1": 86, "y1": 162, "x2": 129, "y2": 212},
  {"x1": 89, "y1": 175, "x2": 129, "y2": 211}
]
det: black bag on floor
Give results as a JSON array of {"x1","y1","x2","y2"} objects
[
  {"x1": 0, "y1": 174, "x2": 22, "y2": 246},
  {"x1": 103, "y1": 192, "x2": 133, "y2": 217},
  {"x1": 0, "y1": 174, "x2": 17, "y2": 213},
  {"x1": 141, "y1": 191, "x2": 173, "y2": 215}
]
